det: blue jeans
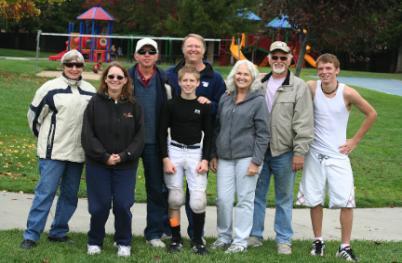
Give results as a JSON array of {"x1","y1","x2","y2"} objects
[
  {"x1": 216, "y1": 158, "x2": 259, "y2": 247},
  {"x1": 251, "y1": 150, "x2": 295, "y2": 244},
  {"x1": 142, "y1": 144, "x2": 170, "y2": 240},
  {"x1": 23, "y1": 159, "x2": 83, "y2": 241},
  {"x1": 86, "y1": 163, "x2": 137, "y2": 246}
]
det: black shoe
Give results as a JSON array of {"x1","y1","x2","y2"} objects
[
  {"x1": 310, "y1": 239, "x2": 325, "y2": 256},
  {"x1": 48, "y1": 236, "x2": 69, "y2": 242},
  {"x1": 20, "y1": 239, "x2": 37, "y2": 249},
  {"x1": 336, "y1": 246, "x2": 358, "y2": 262},
  {"x1": 168, "y1": 240, "x2": 183, "y2": 253},
  {"x1": 192, "y1": 243, "x2": 208, "y2": 255}
]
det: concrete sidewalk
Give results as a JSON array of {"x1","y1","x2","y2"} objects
[{"x1": 1, "y1": 191, "x2": 401, "y2": 241}]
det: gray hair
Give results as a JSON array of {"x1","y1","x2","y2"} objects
[
  {"x1": 61, "y1": 49, "x2": 85, "y2": 64},
  {"x1": 226, "y1": 60, "x2": 260, "y2": 93}
]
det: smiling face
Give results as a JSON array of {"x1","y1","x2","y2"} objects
[
  {"x1": 317, "y1": 62, "x2": 340, "y2": 85},
  {"x1": 105, "y1": 66, "x2": 127, "y2": 95},
  {"x1": 182, "y1": 37, "x2": 205, "y2": 64},
  {"x1": 63, "y1": 60, "x2": 84, "y2": 80},
  {"x1": 234, "y1": 63, "x2": 253, "y2": 91},
  {"x1": 134, "y1": 45, "x2": 159, "y2": 69},
  {"x1": 268, "y1": 51, "x2": 291, "y2": 75},
  {"x1": 179, "y1": 72, "x2": 199, "y2": 98}
]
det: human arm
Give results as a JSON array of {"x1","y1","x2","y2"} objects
[
  {"x1": 163, "y1": 157, "x2": 176, "y2": 174},
  {"x1": 252, "y1": 97, "x2": 270, "y2": 167},
  {"x1": 118, "y1": 103, "x2": 145, "y2": 162},
  {"x1": 196, "y1": 159, "x2": 209, "y2": 174},
  {"x1": 209, "y1": 73, "x2": 226, "y2": 115},
  {"x1": 27, "y1": 82, "x2": 51, "y2": 137},
  {"x1": 210, "y1": 158, "x2": 218, "y2": 173},
  {"x1": 158, "y1": 101, "x2": 171, "y2": 159},
  {"x1": 339, "y1": 86, "x2": 377, "y2": 154},
  {"x1": 292, "y1": 82, "x2": 314, "y2": 171}
]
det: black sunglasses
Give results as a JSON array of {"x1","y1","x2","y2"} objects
[
  {"x1": 271, "y1": 56, "x2": 288, "y2": 61},
  {"x1": 64, "y1": 62, "x2": 84, "y2": 68},
  {"x1": 107, "y1": 74, "x2": 125, "y2": 80},
  {"x1": 137, "y1": 49, "x2": 157, "y2": 55}
]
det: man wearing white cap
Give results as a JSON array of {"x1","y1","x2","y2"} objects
[
  {"x1": 248, "y1": 41, "x2": 314, "y2": 255},
  {"x1": 128, "y1": 38, "x2": 172, "y2": 248}
]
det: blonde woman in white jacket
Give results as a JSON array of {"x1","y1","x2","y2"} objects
[{"x1": 21, "y1": 50, "x2": 96, "y2": 249}]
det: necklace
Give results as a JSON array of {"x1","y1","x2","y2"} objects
[{"x1": 321, "y1": 81, "x2": 338, "y2": 95}]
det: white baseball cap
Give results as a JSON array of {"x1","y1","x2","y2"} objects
[
  {"x1": 269, "y1": 41, "x2": 290, "y2": 53},
  {"x1": 135, "y1": 38, "x2": 158, "y2": 53}
]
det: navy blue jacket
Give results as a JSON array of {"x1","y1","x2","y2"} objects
[{"x1": 166, "y1": 60, "x2": 226, "y2": 115}]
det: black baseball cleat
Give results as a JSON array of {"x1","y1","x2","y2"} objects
[{"x1": 168, "y1": 240, "x2": 183, "y2": 253}]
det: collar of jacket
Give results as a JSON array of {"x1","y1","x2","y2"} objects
[
  {"x1": 62, "y1": 73, "x2": 82, "y2": 88},
  {"x1": 98, "y1": 92, "x2": 130, "y2": 103},
  {"x1": 173, "y1": 59, "x2": 214, "y2": 78},
  {"x1": 261, "y1": 70, "x2": 291, "y2": 86}
]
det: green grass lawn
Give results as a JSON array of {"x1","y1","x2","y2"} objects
[
  {"x1": 0, "y1": 230, "x2": 401, "y2": 262},
  {"x1": 0, "y1": 54, "x2": 402, "y2": 207}
]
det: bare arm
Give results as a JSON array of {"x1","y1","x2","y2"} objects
[{"x1": 339, "y1": 86, "x2": 377, "y2": 154}]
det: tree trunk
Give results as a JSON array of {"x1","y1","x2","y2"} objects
[
  {"x1": 395, "y1": 40, "x2": 402, "y2": 73},
  {"x1": 295, "y1": 32, "x2": 309, "y2": 77}
]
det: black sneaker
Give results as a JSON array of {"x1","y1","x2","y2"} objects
[
  {"x1": 20, "y1": 239, "x2": 37, "y2": 249},
  {"x1": 310, "y1": 239, "x2": 325, "y2": 256},
  {"x1": 48, "y1": 236, "x2": 70, "y2": 242},
  {"x1": 168, "y1": 240, "x2": 183, "y2": 253},
  {"x1": 192, "y1": 243, "x2": 208, "y2": 255},
  {"x1": 336, "y1": 246, "x2": 358, "y2": 262}
]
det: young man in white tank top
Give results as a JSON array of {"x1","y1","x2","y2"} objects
[{"x1": 296, "y1": 54, "x2": 377, "y2": 262}]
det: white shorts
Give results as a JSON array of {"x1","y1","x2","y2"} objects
[
  {"x1": 164, "y1": 141, "x2": 207, "y2": 192},
  {"x1": 296, "y1": 150, "x2": 355, "y2": 208}
]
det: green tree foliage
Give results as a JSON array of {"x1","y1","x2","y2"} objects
[
  {"x1": 164, "y1": 0, "x2": 261, "y2": 37},
  {"x1": 263, "y1": 0, "x2": 401, "y2": 75}
]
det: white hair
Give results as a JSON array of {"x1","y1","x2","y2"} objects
[{"x1": 226, "y1": 59, "x2": 260, "y2": 93}]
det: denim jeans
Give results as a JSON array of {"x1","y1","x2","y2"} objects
[
  {"x1": 23, "y1": 159, "x2": 83, "y2": 241},
  {"x1": 142, "y1": 144, "x2": 170, "y2": 240},
  {"x1": 251, "y1": 150, "x2": 295, "y2": 244},
  {"x1": 86, "y1": 163, "x2": 137, "y2": 246},
  {"x1": 216, "y1": 157, "x2": 259, "y2": 247}
]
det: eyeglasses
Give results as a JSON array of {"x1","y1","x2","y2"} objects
[
  {"x1": 271, "y1": 56, "x2": 288, "y2": 61},
  {"x1": 64, "y1": 62, "x2": 84, "y2": 68},
  {"x1": 107, "y1": 74, "x2": 125, "y2": 80},
  {"x1": 137, "y1": 49, "x2": 157, "y2": 55}
]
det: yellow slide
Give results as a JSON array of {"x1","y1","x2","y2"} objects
[
  {"x1": 304, "y1": 54, "x2": 316, "y2": 68},
  {"x1": 230, "y1": 33, "x2": 247, "y2": 61}
]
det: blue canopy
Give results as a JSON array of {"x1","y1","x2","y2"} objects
[
  {"x1": 266, "y1": 16, "x2": 292, "y2": 29},
  {"x1": 237, "y1": 10, "x2": 262, "y2": 21}
]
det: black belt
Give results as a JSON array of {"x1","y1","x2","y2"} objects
[{"x1": 171, "y1": 142, "x2": 200, "y2": 149}]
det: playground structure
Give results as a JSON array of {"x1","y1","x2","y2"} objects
[
  {"x1": 49, "y1": 6, "x2": 114, "y2": 63},
  {"x1": 221, "y1": 15, "x2": 317, "y2": 68}
]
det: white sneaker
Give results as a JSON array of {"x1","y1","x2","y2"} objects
[
  {"x1": 277, "y1": 243, "x2": 292, "y2": 255},
  {"x1": 210, "y1": 239, "x2": 230, "y2": 250},
  {"x1": 117, "y1": 245, "x2": 131, "y2": 257},
  {"x1": 225, "y1": 244, "x2": 246, "y2": 254},
  {"x1": 147, "y1": 238, "x2": 166, "y2": 248},
  {"x1": 247, "y1": 236, "x2": 263, "y2": 248},
  {"x1": 87, "y1": 244, "x2": 101, "y2": 255}
]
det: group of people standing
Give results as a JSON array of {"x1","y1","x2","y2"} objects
[{"x1": 20, "y1": 34, "x2": 376, "y2": 262}]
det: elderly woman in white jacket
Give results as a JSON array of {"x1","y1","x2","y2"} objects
[
  {"x1": 210, "y1": 59, "x2": 270, "y2": 253},
  {"x1": 21, "y1": 50, "x2": 96, "y2": 249}
]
